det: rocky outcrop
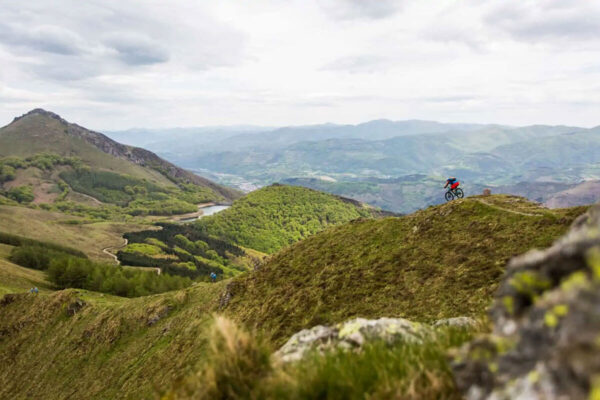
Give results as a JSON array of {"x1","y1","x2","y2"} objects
[
  {"x1": 452, "y1": 206, "x2": 600, "y2": 400},
  {"x1": 66, "y1": 298, "x2": 86, "y2": 316},
  {"x1": 275, "y1": 316, "x2": 476, "y2": 363}
]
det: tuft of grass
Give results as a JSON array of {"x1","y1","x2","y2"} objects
[{"x1": 169, "y1": 316, "x2": 273, "y2": 399}]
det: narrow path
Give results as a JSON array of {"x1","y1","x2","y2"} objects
[
  {"x1": 474, "y1": 198, "x2": 544, "y2": 217},
  {"x1": 102, "y1": 238, "x2": 128, "y2": 265},
  {"x1": 75, "y1": 192, "x2": 103, "y2": 205}
]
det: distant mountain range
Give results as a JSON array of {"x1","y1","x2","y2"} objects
[{"x1": 106, "y1": 119, "x2": 600, "y2": 213}]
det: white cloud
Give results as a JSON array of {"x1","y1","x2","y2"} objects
[{"x1": 0, "y1": 0, "x2": 599, "y2": 129}]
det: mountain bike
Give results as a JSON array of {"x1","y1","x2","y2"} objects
[{"x1": 445, "y1": 187, "x2": 464, "y2": 201}]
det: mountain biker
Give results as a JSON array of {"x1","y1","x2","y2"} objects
[{"x1": 444, "y1": 177, "x2": 460, "y2": 191}]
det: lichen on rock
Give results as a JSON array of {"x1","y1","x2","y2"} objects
[
  {"x1": 275, "y1": 316, "x2": 468, "y2": 363},
  {"x1": 452, "y1": 205, "x2": 600, "y2": 400}
]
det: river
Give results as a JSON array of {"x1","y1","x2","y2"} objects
[{"x1": 178, "y1": 205, "x2": 230, "y2": 223}]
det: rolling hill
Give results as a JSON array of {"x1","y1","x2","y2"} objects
[
  {"x1": 0, "y1": 109, "x2": 239, "y2": 214},
  {"x1": 222, "y1": 195, "x2": 588, "y2": 342},
  {"x1": 0, "y1": 194, "x2": 588, "y2": 399},
  {"x1": 193, "y1": 184, "x2": 390, "y2": 253}
]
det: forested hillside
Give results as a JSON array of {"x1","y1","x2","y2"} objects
[{"x1": 194, "y1": 184, "x2": 387, "y2": 253}]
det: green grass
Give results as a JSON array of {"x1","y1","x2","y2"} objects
[
  {"x1": 195, "y1": 184, "x2": 385, "y2": 253},
  {"x1": 0, "y1": 194, "x2": 587, "y2": 399},
  {"x1": 0, "y1": 283, "x2": 225, "y2": 399},
  {"x1": 224, "y1": 196, "x2": 588, "y2": 343},
  {"x1": 169, "y1": 317, "x2": 475, "y2": 400},
  {"x1": 0, "y1": 244, "x2": 54, "y2": 295},
  {"x1": 0, "y1": 205, "x2": 150, "y2": 262}
]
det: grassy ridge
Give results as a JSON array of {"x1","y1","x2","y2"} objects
[
  {"x1": 0, "y1": 110, "x2": 239, "y2": 212},
  {"x1": 0, "y1": 285, "x2": 223, "y2": 399},
  {"x1": 195, "y1": 184, "x2": 384, "y2": 253},
  {"x1": 224, "y1": 196, "x2": 587, "y2": 342},
  {"x1": 0, "y1": 112, "x2": 175, "y2": 186},
  {"x1": 0, "y1": 205, "x2": 149, "y2": 262}
]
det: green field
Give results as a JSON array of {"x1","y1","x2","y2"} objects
[{"x1": 0, "y1": 205, "x2": 149, "y2": 262}]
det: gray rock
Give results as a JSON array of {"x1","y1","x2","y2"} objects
[
  {"x1": 275, "y1": 317, "x2": 432, "y2": 363},
  {"x1": 276, "y1": 325, "x2": 337, "y2": 363},
  {"x1": 452, "y1": 205, "x2": 600, "y2": 400},
  {"x1": 434, "y1": 317, "x2": 478, "y2": 329}
]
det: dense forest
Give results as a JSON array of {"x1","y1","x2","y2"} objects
[
  {"x1": 7, "y1": 241, "x2": 191, "y2": 297},
  {"x1": 118, "y1": 223, "x2": 247, "y2": 278},
  {"x1": 194, "y1": 184, "x2": 381, "y2": 253}
]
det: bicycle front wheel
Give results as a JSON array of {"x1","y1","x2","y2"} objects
[
  {"x1": 455, "y1": 188, "x2": 464, "y2": 198},
  {"x1": 445, "y1": 191, "x2": 454, "y2": 202}
]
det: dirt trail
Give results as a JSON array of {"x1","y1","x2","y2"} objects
[
  {"x1": 102, "y1": 239, "x2": 160, "y2": 275},
  {"x1": 474, "y1": 198, "x2": 544, "y2": 217},
  {"x1": 77, "y1": 192, "x2": 103, "y2": 205},
  {"x1": 102, "y1": 238, "x2": 128, "y2": 264}
]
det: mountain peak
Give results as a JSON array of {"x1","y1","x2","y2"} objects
[{"x1": 12, "y1": 108, "x2": 67, "y2": 124}]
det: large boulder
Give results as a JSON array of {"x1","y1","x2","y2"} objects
[
  {"x1": 452, "y1": 206, "x2": 600, "y2": 399},
  {"x1": 275, "y1": 316, "x2": 465, "y2": 363}
]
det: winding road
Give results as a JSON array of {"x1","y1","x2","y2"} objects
[
  {"x1": 102, "y1": 238, "x2": 128, "y2": 265},
  {"x1": 102, "y1": 238, "x2": 161, "y2": 275}
]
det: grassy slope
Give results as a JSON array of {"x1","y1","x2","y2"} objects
[
  {"x1": 195, "y1": 184, "x2": 385, "y2": 253},
  {"x1": 0, "y1": 195, "x2": 587, "y2": 399},
  {"x1": 0, "y1": 113, "x2": 175, "y2": 187},
  {"x1": 0, "y1": 284, "x2": 225, "y2": 399},
  {"x1": 224, "y1": 195, "x2": 587, "y2": 343},
  {"x1": 0, "y1": 205, "x2": 149, "y2": 262},
  {"x1": 0, "y1": 244, "x2": 53, "y2": 295}
]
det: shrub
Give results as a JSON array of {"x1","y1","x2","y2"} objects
[
  {"x1": 46, "y1": 255, "x2": 192, "y2": 297},
  {"x1": 9, "y1": 245, "x2": 81, "y2": 270},
  {"x1": 0, "y1": 231, "x2": 86, "y2": 258},
  {"x1": 6, "y1": 186, "x2": 34, "y2": 203}
]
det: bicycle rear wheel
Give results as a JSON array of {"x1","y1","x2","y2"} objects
[
  {"x1": 445, "y1": 191, "x2": 454, "y2": 201},
  {"x1": 455, "y1": 188, "x2": 464, "y2": 198}
]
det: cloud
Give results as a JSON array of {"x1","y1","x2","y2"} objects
[
  {"x1": 0, "y1": 24, "x2": 85, "y2": 55},
  {"x1": 103, "y1": 33, "x2": 169, "y2": 65},
  {"x1": 318, "y1": 0, "x2": 403, "y2": 20},
  {"x1": 320, "y1": 55, "x2": 391, "y2": 73},
  {"x1": 484, "y1": 1, "x2": 600, "y2": 42}
]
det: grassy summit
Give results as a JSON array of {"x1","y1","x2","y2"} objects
[
  {"x1": 194, "y1": 184, "x2": 388, "y2": 253},
  {"x1": 224, "y1": 195, "x2": 587, "y2": 342}
]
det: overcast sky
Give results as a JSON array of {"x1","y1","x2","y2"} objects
[{"x1": 1, "y1": 0, "x2": 599, "y2": 130}]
